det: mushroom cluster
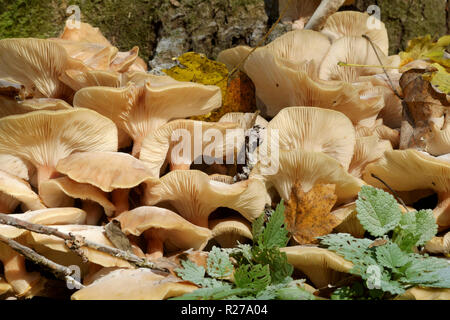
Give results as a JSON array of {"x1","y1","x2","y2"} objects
[{"x1": 0, "y1": 10, "x2": 448, "y2": 300}]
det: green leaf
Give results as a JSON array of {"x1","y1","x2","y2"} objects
[
  {"x1": 401, "y1": 254, "x2": 450, "y2": 286},
  {"x1": 234, "y1": 264, "x2": 271, "y2": 291},
  {"x1": 206, "y1": 246, "x2": 233, "y2": 279},
  {"x1": 375, "y1": 243, "x2": 411, "y2": 270},
  {"x1": 252, "y1": 213, "x2": 265, "y2": 244},
  {"x1": 175, "y1": 259, "x2": 206, "y2": 286},
  {"x1": 394, "y1": 209, "x2": 438, "y2": 252},
  {"x1": 252, "y1": 245, "x2": 293, "y2": 284},
  {"x1": 170, "y1": 283, "x2": 235, "y2": 300},
  {"x1": 275, "y1": 285, "x2": 315, "y2": 300},
  {"x1": 261, "y1": 200, "x2": 289, "y2": 249},
  {"x1": 356, "y1": 186, "x2": 402, "y2": 237}
]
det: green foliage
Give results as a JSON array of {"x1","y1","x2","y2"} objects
[
  {"x1": 172, "y1": 203, "x2": 311, "y2": 300},
  {"x1": 320, "y1": 186, "x2": 450, "y2": 299}
]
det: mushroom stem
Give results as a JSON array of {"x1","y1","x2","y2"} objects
[
  {"x1": 144, "y1": 230, "x2": 164, "y2": 260},
  {"x1": 435, "y1": 192, "x2": 450, "y2": 230},
  {"x1": 36, "y1": 165, "x2": 59, "y2": 191},
  {"x1": 112, "y1": 189, "x2": 130, "y2": 217},
  {"x1": 170, "y1": 163, "x2": 191, "y2": 171},
  {"x1": 131, "y1": 138, "x2": 143, "y2": 158},
  {"x1": 304, "y1": 0, "x2": 346, "y2": 30},
  {"x1": 81, "y1": 200, "x2": 104, "y2": 225}
]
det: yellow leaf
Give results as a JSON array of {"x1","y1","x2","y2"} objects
[
  {"x1": 400, "y1": 35, "x2": 450, "y2": 68},
  {"x1": 423, "y1": 64, "x2": 450, "y2": 95}
]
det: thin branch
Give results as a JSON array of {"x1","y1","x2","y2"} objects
[
  {"x1": 370, "y1": 173, "x2": 409, "y2": 212},
  {"x1": 0, "y1": 213, "x2": 169, "y2": 274},
  {"x1": 0, "y1": 233, "x2": 84, "y2": 289},
  {"x1": 304, "y1": 0, "x2": 346, "y2": 31}
]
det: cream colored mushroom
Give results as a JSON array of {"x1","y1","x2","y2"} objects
[
  {"x1": 217, "y1": 45, "x2": 252, "y2": 72},
  {"x1": 71, "y1": 268, "x2": 197, "y2": 300},
  {"x1": 251, "y1": 150, "x2": 364, "y2": 205},
  {"x1": 116, "y1": 206, "x2": 212, "y2": 259},
  {"x1": 73, "y1": 80, "x2": 221, "y2": 156},
  {"x1": 281, "y1": 246, "x2": 353, "y2": 288},
  {"x1": 208, "y1": 216, "x2": 253, "y2": 248},
  {"x1": 363, "y1": 150, "x2": 450, "y2": 230},
  {"x1": 0, "y1": 109, "x2": 118, "y2": 193},
  {"x1": 331, "y1": 202, "x2": 365, "y2": 238},
  {"x1": 425, "y1": 231, "x2": 449, "y2": 256},
  {"x1": 140, "y1": 120, "x2": 240, "y2": 177},
  {"x1": 56, "y1": 151, "x2": 154, "y2": 215},
  {"x1": 40, "y1": 177, "x2": 115, "y2": 225},
  {"x1": 279, "y1": 0, "x2": 321, "y2": 29},
  {"x1": 219, "y1": 112, "x2": 268, "y2": 130},
  {"x1": 143, "y1": 170, "x2": 269, "y2": 228},
  {"x1": 0, "y1": 96, "x2": 72, "y2": 119}
]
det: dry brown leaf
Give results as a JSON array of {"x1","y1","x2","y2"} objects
[{"x1": 285, "y1": 182, "x2": 340, "y2": 245}]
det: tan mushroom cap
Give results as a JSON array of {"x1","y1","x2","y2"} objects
[
  {"x1": 319, "y1": 36, "x2": 394, "y2": 83},
  {"x1": 140, "y1": 120, "x2": 240, "y2": 177},
  {"x1": 217, "y1": 45, "x2": 252, "y2": 72},
  {"x1": 0, "y1": 109, "x2": 118, "y2": 190},
  {"x1": 363, "y1": 150, "x2": 450, "y2": 229},
  {"x1": 143, "y1": 170, "x2": 269, "y2": 228},
  {"x1": 331, "y1": 202, "x2": 365, "y2": 238},
  {"x1": 208, "y1": 216, "x2": 253, "y2": 248},
  {"x1": 243, "y1": 49, "x2": 370, "y2": 120},
  {"x1": 0, "y1": 96, "x2": 72, "y2": 119},
  {"x1": 279, "y1": 0, "x2": 321, "y2": 29},
  {"x1": 73, "y1": 81, "x2": 222, "y2": 156},
  {"x1": 0, "y1": 170, "x2": 46, "y2": 213},
  {"x1": 60, "y1": 69, "x2": 122, "y2": 91},
  {"x1": 116, "y1": 206, "x2": 212, "y2": 256},
  {"x1": 425, "y1": 119, "x2": 450, "y2": 156},
  {"x1": 349, "y1": 135, "x2": 392, "y2": 178},
  {"x1": 263, "y1": 107, "x2": 356, "y2": 170},
  {"x1": 59, "y1": 21, "x2": 111, "y2": 46},
  {"x1": 209, "y1": 174, "x2": 235, "y2": 184},
  {"x1": 71, "y1": 268, "x2": 197, "y2": 300},
  {"x1": 0, "y1": 38, "x2": 70, "y2": 99},
  {"x1": 395, "y1": 287, "x2": 450, "y2": 300},
  {"x1": 356, "y1": 119, "x2": 400, "y2": 148},
  {"x1": 39, "y1": 177, "x2": 115, "y2": 216},
  {"x1": 56, "y1": 151, "x2": 154, "y2": 192},
  {"x1": 0, "y1": 277, "x2": 12, "y2": 296},
  {"x1": 321, "y1": 11, "x2": 389, "y2": 55},
  {"x1": 0, "y1": 207, "x2": 86, "y2": 240},
  {"x1": 219, "y1": 112, "x2": 269, "y2": 130},
  {"x1": 0, "y1": 241, "x2": 45, "y2": 298},
  {"x1": 425, "y1": 231, "x2": 449, "y2": 255},
  {"x1": 281, "y1": 246, "x2": 353, "y2": 288},
  {"x1": 27, "y1": 225, "x2": 132, "y2": 268},
  {"x1": 252, "y1": 150, "x2": 364, "y2": 205},
  {"x1": 0, "y1": 154, "x2": 33, "y2": 181}
]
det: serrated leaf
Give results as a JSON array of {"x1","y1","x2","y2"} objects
[
  {"x1": 356, "y1": 186, "x2": 402, "y2": 237},
  {"x1": 401, "y1": 254, "x2": 450, "y2": 286},
  {"x1": 175, "y1": 259, "x2": 206, "y2": 286},
  {"x1": 261, "y1": 200, "x2": 289, "y2": 248},
  {"x1": 206, "y1": 246, "x2": 233, "y2": 279},
  {"x1": 275, "y1": 286, "x2": 315, "y2": 300},
  {"x1": 375, "y1": 243, "x2": 411, "y2": 269},
  {"x1": 234, "y1": 264, "x2": 271, "y2": 291},
  {"x1": 170, "y1": 283, "x2": 234, "y2": 300},
  {"x1": 252, "y1": 245, "x2": 293, "y2": 284},
  {"x1": 396, "y1": 209, "x2": 438, "y2": 251},
  {"x1": 252, "y1": 213, "x2": 265, "y2": 244}
]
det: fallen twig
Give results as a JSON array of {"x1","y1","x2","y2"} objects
[
  {"x1": 0, "y1": 213, "x2": 169, "y2": 274},
  {"x1": 304, "y1": 0, "x2": 346, "y2": 31},
  {"x1": 0, "y1": 233, "x2": 84, "y2": 289}
]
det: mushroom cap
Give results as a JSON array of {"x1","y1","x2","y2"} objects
[
  {"x1": 59, "y1": 22, "x2": 111, "y2": 46},
  {"x1": 116, "y1": 206, "x2": 212, "y2": 252},
  {"x1": 0, "y1": 277, "x2": 12, "y2": 297},
  {"x1": 73, "y1": 81, "x2": 222, "y2": 144},
  {"x1": 56, "y1": 151, "x2": 154, "y2": 192},
  {"x1": 363, "y1": 149, "x2": 450, "y2": 193},
  {"x1": 39, "y1": 176, "x2": 115, "y2": 214},
  {"x1": 349, "y1": 134, "x2": 393, "y2": 178},
  {"x1": 331, "y1": 202, "x2": 366, "y2": 238},
  {"x1": 0, "y1": 38, "x2": 70, "y2": 98},
  {"x1": 319, "y1": 36, "x2": 393, "y2": 82},
  {"x1": 252, "y1": 150, "x2": 364, "y2": 204},
  {"x1": 71, "y1": 268, "x2": 197, "y2": 300},
  {"x1": 143, "y1": 170, "x2": 269, "y2": 227},
  {"x1": 218, "y1": 112, "x2": 269, "y2": 130},
  {"x1": 208, "y1": 216, "x2": 253, "y2": 248},
  {"x1": 0, "y1": 96, "x2": 72, "y2": 119},
  {"x1": 27, "y1": 225, "x2": 132, "y2": 268},
  {"x1": 264, "y1": 107, "x2": 356, "y2": 170},
  {"x1": 0, "y1": 207, "x2": 86, "y2": 240},
  {"x1": 0, "y1": 154, "x2": 33, "y2": 181},
  {"x1": 0, "y1": 109, "x2": 118, "y2": 170},
  {"x1": 60, "y1": 69, "x2": 122, "y2": 91},
  {"x1": 0, "y1": 170, "x2": 46, "y2": 213},
  {"x1": 139, "y1": 119, "x2": 240, "y2": 177},
  {"x1": 426, "y1": 120, "x2": 450, "y2": 156},
  {"x1": 281, "y1": 246, "x2": 353, "y2": 288},
  {"x1": 425, "y1": 231, "x2": 449, "y2": 255},
  {"x1": 279, "y1": 0, "x2": 321, "y2": 26},
  {"x1": 321, "y1": 11, "x2": 389, "y2": 55},
  {"x1": 396, "y1": 287, "x2": 450, "y2": 300},
  {"x1": 217, "y1": 45, "x2": 252, "y2": 72}
]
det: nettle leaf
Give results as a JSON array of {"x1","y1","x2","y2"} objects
[
  {"x1": 356, "y1": 186, "x2": 402, "y2": 237},
  {"x1": 424, "y1": 267, "x2": 450, "y2": 288},
  {"x1": 252, "y1": 245, "x2": 293, "y2": 284},
  {"x1": 262, "y1": 200, "x2": 289, "y2": 248},
  {"x1": 394, "y1": 209, "x2": 437, "y2": 251},
  {"x1": 375, "y1": 243, "x2": 411, "y2": 270},
  {"x1": 234, "y1": 264, "x2": 271, "y2": 291},
  {"x1": 401, "y1": 254, "x2": 450, "y2": 286},
  {"x1": 206, "y1": 246, "x2": 233, "y2": 279},
  {"x1": 175, "y1": 259, "x2": 206, "y2": 286}
]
